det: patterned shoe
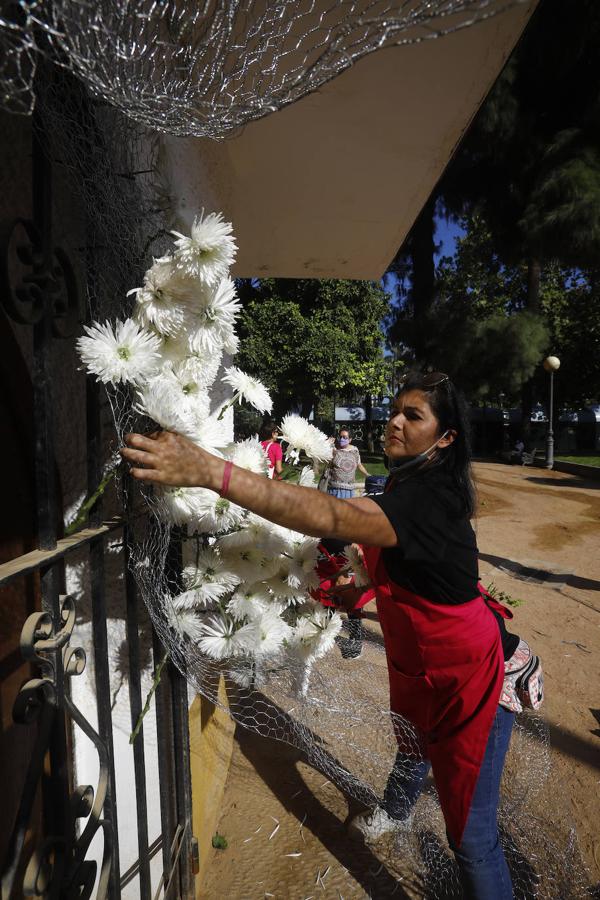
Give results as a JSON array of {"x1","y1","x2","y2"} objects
[
  {"x1": 348, "y1": 806, "x2": 411, "y2": 842},
  {"x1": 338, "y1": 618, "x2": 363, "y2": 659},
  {"x1": 499, "y1": 638, "x2": 532, "y2": 713}
]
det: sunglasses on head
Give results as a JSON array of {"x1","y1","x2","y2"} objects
[{"x1": 399, "y1": 371, "x2": 450, "y2": 389}]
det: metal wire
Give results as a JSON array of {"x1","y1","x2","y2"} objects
[{"x1": 3, "y1": 0, "x2": 527, "y2": 137}]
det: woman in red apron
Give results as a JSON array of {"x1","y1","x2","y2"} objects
[{"x1": 123, "y1": 371, "x2": 520, "y2": 900}]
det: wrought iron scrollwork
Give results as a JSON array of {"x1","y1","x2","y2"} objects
[
  {"x1": 1, "y1": 595, "x2": 113, "y2": 900},
  {"x1": 0, "y1": 217, "x2": 80, "y2": 337}
]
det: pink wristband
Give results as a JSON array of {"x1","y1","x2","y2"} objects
[{"x1": 219, "y1": 461, "x2": 233, "y2": 497}]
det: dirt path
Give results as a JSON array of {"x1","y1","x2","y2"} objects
[{"x1": 201, "y1": 463, "x2": 600, "y2": 898}]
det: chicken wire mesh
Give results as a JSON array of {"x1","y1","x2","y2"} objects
[
  {"x1": 3, "y1": 0, "x2": 530, "y2": 137},
  {"x1": 29, "y1": 63, "x2": 595, "y2": 900}
]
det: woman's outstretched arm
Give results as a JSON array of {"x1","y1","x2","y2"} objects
[{"x1": 121, "y1": 430, "x2": 397, "y2": 548}]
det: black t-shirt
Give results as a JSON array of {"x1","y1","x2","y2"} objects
[{"x1": 370, "y1": 468, "x2": 519, "y2": 660}]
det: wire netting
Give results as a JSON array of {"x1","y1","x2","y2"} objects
[
  {"x1": 31, "y1": 60, "x2": 596, "y2": 900},
  {"x1": 3, "y1": 0, "x2": 529, "y2": 137}
]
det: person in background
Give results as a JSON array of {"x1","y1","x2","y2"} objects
[
  {"x1": 260, "y1": 421, "x2": 283, "y2": 479},
  {"x1": 327, "y1": 428, "x2": 369, "y2": 498}
]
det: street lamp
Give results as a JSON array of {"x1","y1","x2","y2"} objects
[{"x1": 543, "y1": 355, "x2": 561, "y2": 469}]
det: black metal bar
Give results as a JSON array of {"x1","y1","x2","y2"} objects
[
  {"x1": 87, "y1": 371, "x2": 121, "y2": 897},
  {"x1": 31, "y1": 107, "x2": 71, "y2": 891},
  {"x1": 89, "y1": 535, "x2": 121, "y2": 899},
  {"x1": 170, "y1": 666, "x2": 194, "y2": 898},
  {"x1": 123, "y1": 511, "x2": 152, "y2": 900},
  {"x1": 152, "y1": 630, "x2": 177, "y2": 897}
]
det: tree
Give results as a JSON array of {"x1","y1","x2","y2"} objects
[
  {"x1": 388, "y1": 0, "x2": 600, "y2": 432},
  {"x1": 236, "y1": 279, "x2": 391, "y2": 440}
]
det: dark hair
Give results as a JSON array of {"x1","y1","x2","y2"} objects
[
  {"x1": 395, "y1": 371, "x2": 476, "y2": 518},
  {"x1": 259, "y1": 421, "x2": 278, "y2": 442}
]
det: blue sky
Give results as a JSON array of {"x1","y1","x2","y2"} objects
[{"x1": 383, "y1": 215, "x2": 466, "y2": 306}]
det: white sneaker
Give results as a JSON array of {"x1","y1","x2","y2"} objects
[{"x1": 348, "y1": 806, "x2": 411, "y2": 842}]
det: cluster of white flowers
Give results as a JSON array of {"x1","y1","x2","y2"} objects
[{"x1": 77, "y1": 210, "x2": 343, "y2": 670}]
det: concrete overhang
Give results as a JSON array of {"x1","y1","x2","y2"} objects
[{"x1": 161, "y1": 2, "x2": 537, "y2": 280}]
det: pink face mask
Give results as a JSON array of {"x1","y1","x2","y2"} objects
[{"x1": 337, "y1": 438, "x2": 350, "y2": 447}]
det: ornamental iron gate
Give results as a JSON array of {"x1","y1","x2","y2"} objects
[{"x1": 0, "y1": 101, "x2": 196, "y2": 899}]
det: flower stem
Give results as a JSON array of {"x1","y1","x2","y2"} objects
[
  {"x1": 129, "y1": 652, "x2": 169, "y2": 744},
  {"x1": 65, "y1": 463, "x2": 119, "y2": 536},
  {"x1": 217, "y1": 394, "x2": 238, "y2": 421}
]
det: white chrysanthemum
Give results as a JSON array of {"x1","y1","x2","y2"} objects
[
  {"x1": 198, "y1": 614, "x2": 255, "y2": 660},
  {"x1": 225, "y1": 438, "x2": 268, "y2": 476},
  {"x1": 343, "y1": 544, "x2": 370, "y2": 588},
  {"x1": 131, "y1": 256, "x2": 206, "y2": 337},
  {"x1": 291, "y1": 608, "x2": 343, "y2": 660},
  {"x1": 219, "y1": 546, "x2": 279, "y2": 584},
  {"x1": 245, "y1": 609, "x2": 292, "y2": 657},
  {"x1": 136, "y1": 372, "x2": 210, "y2": 436},
  {"x1": 172, "y1": 211, "x2": 237, "y2": 285},
  {"x1": 222, "y1": 367, "x2": 272, "y2": 415},
  {"x1": 279, "y1": 414, "x2": 333, "y2": 464},
  {"x1": 174, "y1": 551, "x2": 241, "y2": 606},
  {"x1": 298, "y1": 466, "x2": 317, "y2": 488},
  {"x1": 190, "y1": 490, "x2": 245, "y2": 534},
  {"x1": 189, "y1": 413, "x2": 230, "y2": 453},
  {"x1": 173, "y1": 351, "x2": 222, "y2": 392},
  {"x1": 263, "y1": 569, "x2": 308, "y2": 606},
  {"x1": 286, "y1": 538, "x2": 321, "y2": 589},
  {"x1": 188, "y1": 278, "x2": 241, "y2": 355},
  {"x1": 166, "y1": 604, "x2": 205, "y2": 641},
  {"x1": 157, "y1": 487, "x2": 209, "y2": 527},
  {"x1": 227, "y1": 583, "x2": 273, "y2": 622},
  {"x1": 77, "y1": 319, "x2": 161, "y2": 386},
  {"x1": 156, "y1": 332, "x2": 189, "y2": 368}
]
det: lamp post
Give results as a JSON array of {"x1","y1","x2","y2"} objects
[{"x1": 543, "y1": 356, "x2": 561, "y2": 469}]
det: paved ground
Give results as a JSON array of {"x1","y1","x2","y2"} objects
[{"x1": 201, "y1": 463, "x2": 600, "y2": 899}]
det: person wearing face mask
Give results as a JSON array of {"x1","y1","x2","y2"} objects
[
  {"x1": 121, "y1": 371, "x2": 533, "y2": 900},
  {"x1": 326, "y1": 428, "x2": 369, "y2": 499}
]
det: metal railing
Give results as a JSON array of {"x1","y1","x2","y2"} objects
[{"x1": 1, "y1": 92, "x2": 195, "y2": 899}]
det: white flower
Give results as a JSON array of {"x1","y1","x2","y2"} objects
[
  {"x1": 343, "y1": 544, "x2": 370, "y2": 588},
  {"x1": 188, "y1": 278, "x2": 241, "y2": 355},
  {"x1": 298, "y1": 466, "x2": 317, "y2": 488},
  {"x1": 246, "y1": 609, "x2": 292, "y2": 657},
  {"x1": 131, "y1": 256, "x2": 205, "y2": 337},
  {"x1": 225, "y1": 437, "x2": 268, "y2": 476},
  {"x1": 263, "y1": 569, "x2": 308, "y2": 606},
  {"x1": 227, "y1": 583, "x2": 273, "y2": 621},
  {"x1": 136, "y1": 372, "x2": 210, "y2": 436},
  {"x1": 189, "y1": 413, "x2": 230, "y2": 453},
  {"x1": 291, "y1": 608, "x2": 342, "y2": 660},
  {"x1": 222, "y1": 367, "x2": 272, "y2": 414},
  {"x1": 286, "y1": 538, "x2": 321, "y2": 590},
  {"x1": 219, "y1": 546, "x2": 279, "y2": 584},
  {"x1": 172, "y1": 211, "x2": 237, "y2": 285},
  {"x1": 173, "y1": 351, "x2": 223, "y2": 392},
  {"x1": 157, "y1": 486, "x2": 209, "y2": 527},
  {"x1": 198, "y1": 614, "x2": 255, "y2": 660},
  {"x1": 187, "y1": 489, "x2": 246, "y2": 534},
  {"x1": 216, "y1": 514, "x2": 288, "y2": 555},
  {"x1": 166, "y1": 603, "x2": 205, "y2": 641},
  {"x1": 279, "y1": 414, "x2": 333, "y2": 464},
  {"x1": 174, "y1": 550, "x2": 241, "y2": 606},
  {"x1": 77, "y1": 319, "x2": 161, "y2": 386}
]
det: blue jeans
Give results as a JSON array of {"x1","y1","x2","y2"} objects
[
  {"x1": 328, "y1": 487, "x2": 354, "y2": 499},
  {"x1": 384, "y1": 706, "x2": 515, "y2": 900}
]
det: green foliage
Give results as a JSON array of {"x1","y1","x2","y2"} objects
[
  {"x1": 236, "y1": 278, "x2": 391, "y2": 413},
  {"x1": 211, "y1": 833, "x2": 228, "y2": 850},
  {"x1": 486, "y1": 582, "x2": 524, "y2": 609}
]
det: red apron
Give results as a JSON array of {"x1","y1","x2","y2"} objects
[
  {"x1": 311, "y1": 543, "x2": 375, "y2": 609},
  {"x1": 362, "y1": 544, "x2": 510, "y2": 847}
]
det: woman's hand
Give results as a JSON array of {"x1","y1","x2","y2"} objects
[{"x1": 120, "y1": 431, "x2": 224, "y2": 489}]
